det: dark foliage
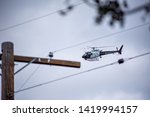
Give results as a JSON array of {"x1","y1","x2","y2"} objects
[{"x1": 60, "y1": 0, "x2": 150, "y2": 27}]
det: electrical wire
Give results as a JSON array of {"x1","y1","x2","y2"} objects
[
  {"x1": 0, "y1": 2, "x2": 84, "y2": 32},
  {"x1": 53, "y1": 22, "x2": 150, "y2": 53},
  {"x1": 16, "y1": 65, "x2": 41, "y2": 92},
  {"x1": 125, "y1": 52, "x2": 150, "y2": 61},
  {"x1": 14, "y1": 51, "x2": 150, "y2": 94}
]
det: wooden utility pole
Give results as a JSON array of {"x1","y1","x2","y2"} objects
[
  {"x1": 1, "y1": 42, "x2": 14, "y2": 100},
  {"x1": 0, "y1": 42, "x2": 81, "y2": 100}
]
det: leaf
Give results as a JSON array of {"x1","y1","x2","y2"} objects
[
  {"x1": 67, "y1": 5, "x2": 74, "y2": 10},
  {"x1": 94, "y1": 0, "x2": 100, "y2": 4}
]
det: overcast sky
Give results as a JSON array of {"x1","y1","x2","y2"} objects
[{"x1": 0, "y1": 0, "x2": 150, "y2": 100}]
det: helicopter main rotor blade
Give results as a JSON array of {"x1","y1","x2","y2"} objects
[{"x1": 87, "y1": 46, "x2": 114, "y2": 49}]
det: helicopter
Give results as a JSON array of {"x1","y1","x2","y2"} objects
[{"x1": 82, "y1": 45, "x2": 123, "y2": 61}]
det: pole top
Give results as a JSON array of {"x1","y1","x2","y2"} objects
[
  {"x1": 1, "y1": 42, "x2": 14, "y2": 52},
  {"x1": 2, "y1": 41, "x2": 13, "y2": 45}
]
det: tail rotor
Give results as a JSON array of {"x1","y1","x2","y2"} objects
[{"x1": 118, "y1": 45, "x2": 123, "y2": 54}]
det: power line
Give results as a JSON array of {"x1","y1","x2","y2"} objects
[
  {"x1": 53, "y1": 22, "x2": 150, "y2": 53},
  {"x1": 0, "y1": 2, "x2": 84, "y2": 32},
  {"x1": 14, "y1": 51, "x2": 150, "y2": 94},
  {"x1": 126, "y1": 52, "x2": 150, "y2": 61},
  {"x1": 16, "y1": 65, "x2": 41, "y2": 92}
]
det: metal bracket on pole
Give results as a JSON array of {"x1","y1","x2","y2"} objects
[{"x1": 14, "y1": 58, "x2": 37, "y2": 75}]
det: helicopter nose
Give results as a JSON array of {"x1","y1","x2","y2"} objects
[
  {"x1": 82, "y1": 55, "x2": 85, "y2": 59},
  {"x1": 82, "y1": 55, "x2": 87, "y2": 60}
]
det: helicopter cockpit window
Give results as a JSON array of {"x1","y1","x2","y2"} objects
[
  {"x1": 86, "y1": 52, "x2": 92, "y2": 55},
  {"x1": 91, "y1": 49, "x2": 99, "y2": 52}
]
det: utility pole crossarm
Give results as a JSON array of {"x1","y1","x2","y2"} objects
[
  {"x1": 0, "y1": 41, "x2": 81, "y2": 100},
  {"x1": 0, "y1": 54, "x2": 81, "y2": 68}
]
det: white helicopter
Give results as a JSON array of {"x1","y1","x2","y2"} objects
[{"x1": 82, "y1": 45, "x2": 123, "y2": 61}]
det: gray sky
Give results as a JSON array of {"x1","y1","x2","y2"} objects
[{"x1": 0, "y1": 0, "x2": 150, "y2": 100}]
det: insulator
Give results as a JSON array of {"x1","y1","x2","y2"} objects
[
  {"x1": 118, "y1": 58, "x2": 124, "y2": 64},
  {"x1": 49, "y1": 52, "x2": 53, "y2": 58}
]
